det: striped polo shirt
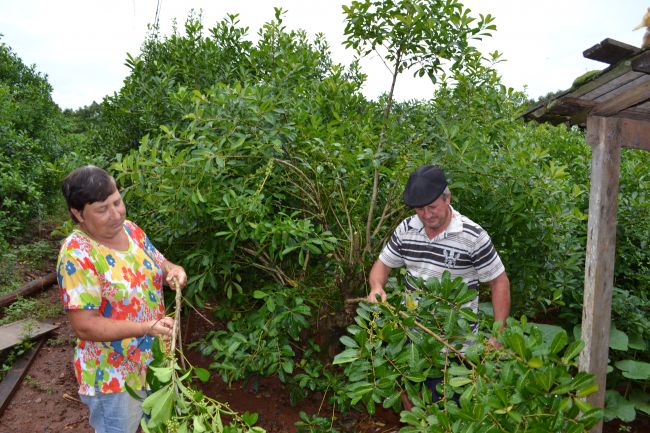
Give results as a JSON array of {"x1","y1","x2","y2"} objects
[{"x1": 379, "y1": 206, "x2": 505, "y2": 313}]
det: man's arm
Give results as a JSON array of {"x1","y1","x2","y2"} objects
[
  {"x1": 67, "y1": 310, "x2": 174, "y2": 342},
  {"x1": 367, "y1": 259, "x2": 393, "y2": 303},
  {"x1": 488, "y1": 271, "x2": 510, "y2": 331}
]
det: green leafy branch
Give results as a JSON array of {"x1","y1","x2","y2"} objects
[
  {"x1": 334, "y1": 272, "x2": 602, "y2": 432},
  {"x1": 139, "y1": 281, "x2": 266, "y2": 433}
]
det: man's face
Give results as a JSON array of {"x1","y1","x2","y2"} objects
[
  {"x1": 72, "y1": 189, "x2": 127, "y2": 240},
  {"x1": 414, "y1": 193, "x2": 451, "y2": 233}
]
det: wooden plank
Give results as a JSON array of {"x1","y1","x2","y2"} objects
[
  {"x1": 580, "y1": 115, "x2": 622, "y2": 433},
  {"x1": 583, "y1": 71, "x2": 647, "y2": 102},
  {"x1": 0, "y1": 320, "x2": 59, "y2": 351},
  {"x1": 0, "y1": 338, "x2": 46, "y2": 416},
  {"x1": 592, "y1": 78, "x2": 650, "y2": 116},
  {"x1": 546, "y1": 97, "x2": 595, "y2": 116},
  {"x1": 614, "y1": 108, "x2": 650, "y2": 124},
  {"x1": 583, "y1": 38, "x2": 640, "y2": 64},
  {"x1": 613, "y1": 116, "x2": 650, "y2": 150}
]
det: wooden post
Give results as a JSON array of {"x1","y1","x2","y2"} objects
[{"x1": 580, "y1": 115, "x2": 621, "y2": 433}]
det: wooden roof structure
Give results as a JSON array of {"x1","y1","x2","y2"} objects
[
  {"x1": 523, "y1": 38, "x2": 650, "y2": 433},
  {"x1": 524, "y1": 38, "x2": 650, "y2": 143}
]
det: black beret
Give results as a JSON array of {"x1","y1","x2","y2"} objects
[{"x1": 403, "y1": 165, "x2": 448, "y2": 207}]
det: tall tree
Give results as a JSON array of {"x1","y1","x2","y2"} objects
[{"x1": 342, "y1": 0, "x2": 496, "y2": 252}]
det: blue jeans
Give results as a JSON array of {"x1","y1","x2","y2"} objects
[{"x1": 79, "y1": 390, "x2": 145, "y2": 433}]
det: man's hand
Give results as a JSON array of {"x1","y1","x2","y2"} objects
[
  {"x1": 486, "y1": 336, "x2": 502, "y2": 351},
  {"x1": 367, "y1": 288, "x2": 387, "y2": 303},
  {"x1": 368, "y1": 260, "x2": 392, "y2": 303}
]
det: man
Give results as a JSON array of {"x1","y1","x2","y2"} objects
[{"x1": 367, "y1": 165, "x2": 510, "y2": 403}]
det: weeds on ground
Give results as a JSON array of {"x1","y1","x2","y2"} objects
[
  {"x1": 0, "y1": 340, "x2": 35, "y2": 381},
  {"x1": 0, "y1": 239, "x2": 57, "y2": 295},
  {"x1": 47, "y1": 334, "x2": 75, "y2": 347},
  {"x1": 0, "y1": 250, "x2": 20, "y2": 295},
  {"x1": 24, "y1": 374, "x2": 56, "y2": 394},
  {"x1": 0, "y1": 295, "x2": 62, "y2": 326}
]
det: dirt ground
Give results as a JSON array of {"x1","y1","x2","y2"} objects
[{"x1": 1, "y1": 284, "x2": 649, "y2": 433}]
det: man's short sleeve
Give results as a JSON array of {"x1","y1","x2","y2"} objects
[
  {"x1": 471, "y1": 231, "x2": 505, "y2": 283},
  {"x1": 378, "y1": 229, "x2": 406, "y2": 269}
]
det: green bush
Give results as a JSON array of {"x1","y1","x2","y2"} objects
[
  {"x1": 99, "y1": 7, "x2": 650, "y2": 422},
  {"x1": 333, "y1": 274, "x2": 602, "y2": 432},
  {"x1": 198, "y1": 285, "x2": 312, "y2": 384}
]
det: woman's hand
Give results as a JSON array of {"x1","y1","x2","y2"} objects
[
  {"x1": 144, "y1": 316, "x2": 175, "y2": 338},
  {"x1": 162, "y1": 260, "x2": 187, "y2": 290}
]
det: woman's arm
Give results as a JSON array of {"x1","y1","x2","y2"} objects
[{"x1": 67, "y1": 309, "x2": 174, "y2": 342}]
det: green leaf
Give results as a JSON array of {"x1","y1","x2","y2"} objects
[
  {"x1": 340, "y1": 335, "x2": 359, "y2": 348},
  {"x1": 281, "y1": 360, "x2": 293, "y2": 374},
  {"x1": 448, "y1": 364, "x2": 472, "y2": 376},
  {"x1": 194, "y1": 367, "x2": 210, "y2": 382},
  {"x1": 534, "y1": 370, "x2": 554, "y2": 392},
  {"x1": 266, "y1": 296, "x2": 276, "y2": 312},
  {"x1": 383, "y1": 392, "x2": 401, "y2": 409},
  {"x1": 628, "y1": 334, "x2": 647, "y2": 351},
  {"x1": 449, "y1": 377, "x2": 472, "y2": 387},
  {"x1": 605, "y1": 390, "x2": 637, "y2": 422},
  {"x1": 148, "y1": 365, "x2": 173, "y2": 384},
  {"x1": 562, "y1": 340, "x2": 585, "y2": 363},
  {"x1": 548, "y1": 329, "x2": 568, "y2": 354},
  {"x1": 242, "y1": 411, "x2": 259, "y2": 426},
  {"x1": 551, "y1": 373, "x2": 594, "y2": 395},
  {"x1": 609, "y1": 328, "x2": 629, "y2": 351},
  {"x1": 574, "y1": 397, "x2": 593, "y2": 413},
  {"x1": 615, "y1": 359, "x2": 650, "y2": 380},
  {"x1": 576, "y1": 382, "x2": 599, "y2": 398},
  {"x1": 145, "y1": 386, "x2": 173, "y2": 427},
  {"x1": 333, "y1": 348, "x2": 359, "y2": 364},
  {"x1": 124, "y1": 383, "x2": 144, "y2": 401},
  {"x1": 193, "y1": 415, "x2": 207, "y2": 433},
  {"x1": 507, "y1": 333, "x2": 529, "y2": 360},
  {"x1": 253, "y1": 290, "x2": 267, "y2": 299}
]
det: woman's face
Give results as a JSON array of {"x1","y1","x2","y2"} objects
[{"x1": 72, "y1": 189, "x2": 126, "y2": 240}]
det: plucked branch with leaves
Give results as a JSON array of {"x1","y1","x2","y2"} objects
[{"x1": 334, "y1": 272, "x2": 602, "y2": 432}]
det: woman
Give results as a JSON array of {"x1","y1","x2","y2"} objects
[{"x1": 57, "y1": 165, "x2": 187, "y2": 433}]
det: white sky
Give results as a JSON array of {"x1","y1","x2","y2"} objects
[{"x1": 0, "y1": 0, "x2": 648, "y2": 109}]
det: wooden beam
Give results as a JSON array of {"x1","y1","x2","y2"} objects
[
  {"x1": 0, "y1": 272, "x2": 57, "y2": 309},
  {"x1": 583, "y1": 38, "x2": 640, "y2": 64},
  {"x1": 592, "y1": 78, "x2": 650, "y2": 116},
  {"x1": 580, "y1": 115, "x2": 622, "y2": 433},
  {"x1": 612, "y1": 116, "x2": 650, "y2": 150}
]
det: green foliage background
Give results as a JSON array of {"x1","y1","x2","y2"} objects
[
  {"x1": 0, "y1": 40, "x2": 62, "y2": 241},
  {"x1": 2, "y1": 1, "x2": 650, "y2": 426}
]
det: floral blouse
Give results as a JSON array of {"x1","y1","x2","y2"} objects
[{"x1": 57, "y1": 220, "x2": 166, "y2": 396}]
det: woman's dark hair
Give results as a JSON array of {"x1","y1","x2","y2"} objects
[{"x1": 62, "y1": 165, "x2": 118, "y2": 223}]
